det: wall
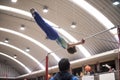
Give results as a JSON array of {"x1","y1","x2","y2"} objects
[{"x1": 0, "y1": 62, "x2": 20, "y2": 78}]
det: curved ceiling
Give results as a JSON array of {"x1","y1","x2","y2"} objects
[{"x1": 0, "y1": 0, "x2": 120, "y2": 77}]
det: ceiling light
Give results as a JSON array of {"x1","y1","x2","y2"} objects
[
  {"x1": 13, "y1": 55, "x2": 17, "y2": 59},
  {"x1": 113, "y1": 0, "x2": 120, "y2": 5},
  {"x1": 43, "y1": 6, "x2": 48, "y2": 13},
  {"x1": 11, "y1": 0, "x2": 17, "y2": 3},
  {"x1": 4, "y1": 38, "x2": 9, "y2": 43},
  {"x1": 26, "y1": 47, "x2": 30, "y2": 52},
  {"x1": 71, "y1": 22, "x2": 76, "y2": 28},
  {"x1": 20, "y1": 24, "x2": 25, "y2": 30}
]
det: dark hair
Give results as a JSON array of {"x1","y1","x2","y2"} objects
[
  {"x1": 67, "y1": 46, "x2": 76, "y2": 54},
  {"x1": 58, "y1": 58, "x2": 70, "y2": 72}
]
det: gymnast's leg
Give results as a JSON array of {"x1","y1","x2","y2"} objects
[{"x1": 30, "y1": 8, "x2": 59, "y2": 40}]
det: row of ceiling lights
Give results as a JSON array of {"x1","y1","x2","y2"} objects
[
  {"x1": 11, "y1": 0, "x2": 120, "y2": 30},
  {"x1": 4, "y1": 37, "x2": 30, "y2": 59},
  {"x1": 11, "y1": 0, "x2": 77, "y2": 29},
  {"x1": 3, "y1": 38, "x2": 18, "y2": 58},
  {"x1": 4, "y1": 38, "x2": 30, "y2": 52},
  {"x1": 2, "y1": 40, "x2": 17, "y2": 59},
  {"x1": 4, "y1": 22, "x2": 29, "y2": 59}
]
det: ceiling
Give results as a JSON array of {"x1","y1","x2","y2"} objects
[{"x1": 0, "y1": 0, "x2": 120, "y2": 77}]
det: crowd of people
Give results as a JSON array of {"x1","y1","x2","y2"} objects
[{"x1": 48, "y1": 59, "x2": 116, "y2": 80}]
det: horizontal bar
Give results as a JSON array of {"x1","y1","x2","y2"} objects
[{"x1": 84, "y1": 26, "x2": 117, "y2": 40}]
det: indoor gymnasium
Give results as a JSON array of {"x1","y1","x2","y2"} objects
[{"x1": 0, "y1": 0, "x2": 120, "y2": 80}]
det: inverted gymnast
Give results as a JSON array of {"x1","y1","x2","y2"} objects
[{"x1": 30, "y1": 8, "x2": 85, "y2": 54}]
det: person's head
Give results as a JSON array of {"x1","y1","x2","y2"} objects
[
  {"x1": 58, "y1": 58, "x2": 70, "y2": 72},
  {"x1": 67, "y1": 46, "x2": 76, "y2": 54}
]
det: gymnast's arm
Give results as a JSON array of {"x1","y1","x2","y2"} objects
[{"x1": 68, "y1": 39, "x2": 85, "y2": 48}]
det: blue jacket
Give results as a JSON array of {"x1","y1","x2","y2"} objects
[{"x1": 50, "y1": 72, "x2": 79, "y2": 80}]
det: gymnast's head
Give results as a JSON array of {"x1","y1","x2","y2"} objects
[
  {"x1": 58, "y1": 58, "x2": 70, "y2": 72},
  {"x1": 67, "y1": 46, "x2": 77, "y2": 54}
]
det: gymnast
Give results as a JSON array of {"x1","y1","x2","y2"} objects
[{"x1": 30, "y1": 8, "x2": 85, "y2": 54}]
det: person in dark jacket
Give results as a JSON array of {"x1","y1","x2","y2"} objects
[{"x1": 50, "y1": 58, "x2": 79, "y2": 80}]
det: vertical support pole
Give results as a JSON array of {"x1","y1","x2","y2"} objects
[
  {"x1": 45, "y1": 54, "x2": 48, "y2": 80},
  {"x1": 115, "y1": 58, "x2": 119, "y2": 80},
  {"x1": 96, "y1": 62, "x2": 100, "y2": 73},
  {"x1": 117, "y1": 25, "x2": 120, "y2": 79},
  {"x1": 5, "y1": 74, "x2": 7, "y2": 80},
  {"x1": 82, "y1": 65, "x2": 84, "y2": 73}
]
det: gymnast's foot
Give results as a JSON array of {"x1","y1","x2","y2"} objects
[{"x1": 30, "y1": 8, "x2": 35, "y2": 17}]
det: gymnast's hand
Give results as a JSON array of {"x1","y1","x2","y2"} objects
[
  {"x1": 68, "y1": 39, "x2": 85, "y2": 48},
  {"x1": 81, "y1": 39, "x2": 85, "y2": 44}
]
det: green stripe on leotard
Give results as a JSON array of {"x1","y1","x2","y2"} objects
[{"x1": 56, "y1": 37, "x2": 68, "y2": 49}]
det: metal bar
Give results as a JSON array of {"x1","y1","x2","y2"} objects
[
  {"x1": 117, "y1": 24, "x2": 120, "y2": 73},
  {"x1": 45, "y1": 55, "x2": 48, "y2": 80},
  {"x1": 84, "y1": 26, "x2": 117, "y2": 40}
]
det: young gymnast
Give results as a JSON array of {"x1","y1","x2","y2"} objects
[{"x1": 30, "y1": 8, "x2": 85, "y2": 54}]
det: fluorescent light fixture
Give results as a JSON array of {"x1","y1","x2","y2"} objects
[
  {"x1": 13, "y1": 55, "x2": 17, "y2": 58},
  {"x1": 0, "y1": 27, "x2": 60, "y2": 62},
  {"x1": 71, "y1": 22, "x2": 76, "y2": 28},
  {"x1": 0, "y1": 5, "x2": 91, "y2": 57},
  {"x1": 113, "y1": 1, "x2": 120, "y2": 5},
  {"x1": 0, "y1": 52, "x2": 31, "y2": 73},
  {"x1": 20, "y1": 24, "x2": 25, "y2": 30},
  {"x1": 43, "y1": 6, "x2": 48, "y2": 13},
  {"x1": 26, "y1": 47, "x2": 30, "y2": 52},
  {"x1": 4, "y1": 38, "x2": 9, "y2": 43},
  {"x1": 70, "y1": 0, "x2": 116, "y2": 40},
  {"x1": 0, "y1": 42, "x2": 45, "y2": 70},
  {"x1": 11, "y1": 0, "x2": 17, "y2": 3},
  {"x1": 71, "y1": 25, "x2": 76, "y2": 28},
  {"x1": 20, "y1": 27, "x2": 25, "y2": 30}
]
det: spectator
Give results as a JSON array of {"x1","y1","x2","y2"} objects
[
  {"x1": 50, "y1": 58, "x2": 79, "y2": 80},
  {"x1": 108, "y1": 66, "x2": 116, "y2": 72}
]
